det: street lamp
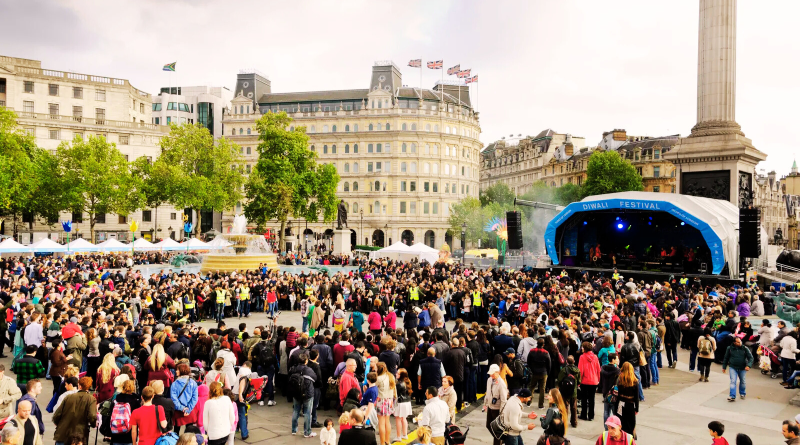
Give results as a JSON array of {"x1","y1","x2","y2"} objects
[
  {"x1": 384, "y1": 223, "x2": 388, "y2": 248},
  {"x1": 360, "y1": 210, "x2": 364, "y2": 246},
  {"x1": 287, "y1": 221, "x2": 293, "y2": 252},
  {"x1": 461, "y1": 222, "x2": 467, "y2": 250}
]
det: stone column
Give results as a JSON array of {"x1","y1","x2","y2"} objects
[{"x1": 695, "y1": 0, "x2": 738, "y2": 128}]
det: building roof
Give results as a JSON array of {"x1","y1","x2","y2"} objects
[{"x1": 258, "y1": 89, "x2": 370, "y2": 104}]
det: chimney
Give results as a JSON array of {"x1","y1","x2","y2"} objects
[
  {"x1": 613, "y1": 129, "x2": 627, "y2": 141},
  {"x1": 564, "y1": 134, "x2": 574, "y2": 157}
]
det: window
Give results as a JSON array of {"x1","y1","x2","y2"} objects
[
  {"x1": 352, "y1": 202, "x2": 358, "y2": 212},
  {"x1": 433, "y1": 163, "x2": 439, "y2": 174},
  {"x1": 354, "y1": 124, "x2": 358, "y2": 132},
  {"x1": 368, "y1": 162, "x2": 373, "y2": 173},
  {"x1": 167, "y1": 116, "x2": 172, "y2": 124},
  {"x1": 462, "y1": 166, "x2": 466, "y2": 176},
  {"x1": 344, "y1": 163, "x2": 350, "y2": 173},
  {"x1": 72, "y1": 211, "x2": 83, "y2": 223},
  {"x1": 445, "y1": 183, "x2": 450, "y2": 194},
  {"x1": 424, "y1": 144, "x2": 430, "y2": 155},
  {"x1": 49, "y1": 129, "x2": 60, "y2": 140},
  {"x1": 401, "y1": 162, "x2": 407, "y2": 173},
  {"x1": 401, "y1": 181, "x2": 407, "y2": 191},
  {"x1": 410, "y1": 162, "x2": 417, "y2": 173},
  {"x1": 434, "y1": 124, "x2": 439, "y2": 132},
  {"x1": 246, "y1": 147, "x2": 251, "y2": 155},
  {"x1": 452, "y1": 183, "x2": 457, "y2": 194},
  {"x1": 376, "y1": 143, "x2": 382, "y2": 153},
  {"x1": 424, "y1": 202, "x2": 430, "y2": 214},
  {"x1": 344, "y1": 182, "x2": 350, "y2": 192},
  {"x1": 170, "y1": 213, "x2": 177, "y2": 220},
  {"x1": 411, "y1": 143, "x2": 417, "y2": 153},
  {"x1": 96, "y1": 89, "x2": 106, "y2": 101},
  {"x1": 410, "y1": 202, "x2": 417, "y2": 214},
  {"x1": 654, "y1": 149, "x2": 661, "y2": 160},
  {"x1": 461, "y1": 184, "x2": 465, "y2": 194},
  {"x1": 345, "y1": 144, "x2": 350, "y2": 153},
  {"x1": 369, "y1": 124, "x2": 374, "y2": 131},
  {"x1": 323, "y1": 125, "x2": 329, "y2": 133},
  {"x1": 96, "y1": 213, "x2": 106, "y2": 224},
  {"x1": 73, "y1": 106, "x2": 83, "y2": 119},
  {"x1": 167, "y1": 102, "x2": 176, "y2": 111},
  {"x1": 402, "y1": 123, "x2": 407, "y2": 131},
  {"x1": 324, "y1": 145, "x2": 328, "y2": 154},
  {"x1": 433, "y1": 202, "x2": 438, "y2": 214},
  {"x1": 402, "y1": 143, "x2": 407, "y2": 153},
  {"x1": 353, "y1": 182, "x2": 359, "y2": 191},
  {"x1": 411, "y1": 123, "x2": 417, "y2": 131},
  {"x1": 353, "y1": 162, "x2": 359, "y2": 173},
  {"x1": 376, "y1": 162, "x2": 382, "y2": 172},
  {"x1": 310, "y1": 145, "x2": 315, "y2": 152},
  {"x1": 374, "y1": 180, "x2": 380, "y2": 191},
  {"x1": 48, "y1": 84, "x2": 58, "y2": 96},
  {"x1": 239, "y1": 128, "x2": 243, "y2": 135},
  {"x1": 310, "y1": 126, "x2": 315, "y2": 133},
  {"x1": 410, "y1": 181, "x2": 416, "y2": 192},
  {"x1": 353, "y1": 144, "x2": 358, "y2": 154},
  {"x1": 345, "y1": 125, "x2": 350, "y2": 132},
  {"x1": 23, "y1": 101, "x2": 33, "y2": 113},
  {"x1": 433, "y1": 182, "x2": 438, "y2": 192},
  {"x1": 425, "y1": 124, "x2": 431, "y2": 131},
  {"x1": 386, "y1": 123, "x2": 390, "y2": 131},
  {"x1": 96, "y1": 108, "x2": 106, "y2": 123},
  {"x1": 653, "y1": 166, "x2": 660, "y2": 178},
  {"x1": 332, "y1": 125, "x2": 337, "y2": 132},
  {"x1": 423, "y1": 163, "x2": 430, "y2": 174},
  {"x1": 385, "y1": 143, "x2": 391, "y2": 153},
  {"x1": 24, "y1": 81, "x2": 34, "y2": 93},
  {"x1": 119, "y1": 135, "x2": 129, "y2": 145},
  {"x1": 400, "y1": 202, "x2": 407, "y2": 213},
  {"x1": 74, "y1": 132, "x2": 83, "y2": 140},
  {"x1": 142, "y1": 210, "x2": 152, "y2": 222},
  {"x1": 140, "y1": 103, "x2": 145, "y2": 113},
  {"x1": 247, "y1": 128, "x2": 251, "y2": 135},
  {"x1": 653, "y1": 186, "x2": 661, "y2": 193},
  {"x1": 49, "y1": 103, "x2": 59, "y2": 116},
  {"x1": 432, "y1": 145, "x2": 438, "y2": 155},
  {"x1": 424, "y1": 182, "x2": 430, "y2": 192}
]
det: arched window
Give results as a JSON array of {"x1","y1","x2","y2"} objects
[
  {"x1": 310, "y1": 145, "x2": 316, "y2": 152},
  {"x1": 378, "y1": 123, "x2": 383, "y2": 131},
  {"x1": 425, "y1": 124, "x2": 431, "y2": 131},
  {"x1": 353, "y1": 202, "x2": 358, "y2": 213},
  {"x1": 424, "y1": 163, "x2": 430, "y2": 174},
  {"x1": 411, "y1": 123, "x2": 417, "y2": 131},
  {"x1": 374, "y1": 201, "x2": 380, "y2": 214},
  {"x1": 411, "y1": 143, "x2": 417, "y2": 153},
  {"x1": 368, "y1": 144, "x2": 374, "y2": 153},
  {"x1": 386, "y1": 123, "x2": 390, "y2": 131},
  {"x1": 354, "y1": 124, "x2": 358, "y2": 132},
  {"x1": 353, "y1": 144, "x2": 359, "y2": 153},
  {"x1": 246, "y1": 128, "x2": 251, "y2": 135},
  {"x1": 446, "y1": 126, "x2": 450, "y2": 134},
  {"x1": 323, "y1": 145, "x2": 328, "y2": 154},
  {"x1": 353, "y1": 162, "x2": 359, "y2": 173},
  {"x1": 401, "y1": 162, "x2": 407, "y2": 173},
  {"x1": 410, "y1": 162, "x2": 417, "y2": 173},
  {"x1": 402, "y1": 123, "x2": 407, "y2": 131},
  {"x1": 289, "y1": 126, "x2": 294, "y2": 131},
  {"x1": 353, "y1": 182, "x2": 359, "y2": 191},
  {"x1": 344, "y1": 163, "x2": 350, "y2": 173},
  {"x1": 377, "y1": 101, "x2": 381, "y2": 109},
  {"x1": 345, "y1": 144, "x2": 350, "y2": 153},
  {"x1": 310, "y1": 125, "x2": 316, "y2": 133},
  {"x1": 323, "y1": 125, "x2": 329, "y2": 133},
  {"x1": 376, "y1": 143, "x2": 382, "y2": 153},
  {"x1": 432, "y1": 163, "x2": 439, "y2": 174},
  {"x1": 344, "y1": 182, "x2": 350, "y2": 191},
  {"x1": 382, "y1": 181, "x2": 387, "y2": 191},
  {"x1": 239, "y1": 105, "x2": 243, "y2": 114},
  {"x1": 332, "y1": 145, "x2": 337, "y2": 154},
  {"x1": 239, "y1": 128, "x2": 243, "y2": 135},
  {"x1": 402, "y1": 143, "x2": 407, "y2": 153},
  {"x1": 345, "y1": 124, "x2": 350, "y2": 132},
  {"x1": 434, "y1": 124, "x2": 439, "y2": 132},
  {"x1": 425, "y1": 144, "x2": 430, "y2": 155},
  {"x1": 332, "y1": 125, "x2": 337, "y2": 132},
  {"x1": 374, "y1": 181, "x2": 380, "y2": 191},
  {"x1": 231, "y1": 128, "x2": 235, "y2": 136},
  {"x1": 444, "y1": 164, "x2": 450, "y2": 175},
  {"x1": 369, "y1": 123, "x2": 374, "y2": 131}
]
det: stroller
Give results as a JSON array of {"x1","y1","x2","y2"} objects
[
  {"x1": 445, "y1": 423, "x2": 469, "y2": 445},
  {"x1": 191, "y1": 360, "x2": 207, "y2": 383},
  {"x1": 757, "y1": 345, "x2": 781, "y2": 379}
]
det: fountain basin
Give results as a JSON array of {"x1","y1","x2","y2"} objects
[{"x1": 200, "y1": 253, "x2": 279, "y2": 273}]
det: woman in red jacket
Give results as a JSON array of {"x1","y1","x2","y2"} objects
[
  {"x1": 577, "y1": 342, "x2": 601, "y2": 421},
  {"x1": 145, "y1": 343, "x2": 176, "y2": 391},
  {"x1": 95, "y1": 353, "x2": 120, "y2": 403}
]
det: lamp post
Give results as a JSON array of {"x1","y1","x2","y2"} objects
[
  {"x1": 461, "y1": 222, "x2": 467, "y2": 251},
  {"x1": 287, "y1": 220, "x2": 293, "y2": 252},
  {"x1": 384, "y1": 223, "x2": 388, "y2": 247},
  {"x1": 360, "y1": 210, "x2": 364, "y2": 246}
]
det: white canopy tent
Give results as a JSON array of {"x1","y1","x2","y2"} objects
[
  {"x1": 29, "y1": 238, "x2": 67, "y2": 253},
  {"x1": 131, "y1": 238, "x2": 157, "y2": 251},
  {"x1": 96, "y1": 238, "x2": 130, "y2": 252},
  {"x1": 0, "y1": 239, "x2": 31, "y2": 253},
  {"x1": 153, "y1": 238, "x2": 182, "y2": 251},
  {"x1": 407, "y1": 243, "x2": 441, "y2": 264},
  {"x1": 369, "y1": 241, "x2": 412, "y2": 261},
  {"x1": 65, "y1": 238, "x2": 100, "y2": 252},
  {"x1": 206, "y1": 237, "x2": 233, "y2": 250},
  {"x1": 179, "y1": 238, "x2": 210, "y2": 250}
]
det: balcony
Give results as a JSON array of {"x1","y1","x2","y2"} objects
[
  {"x1": 10, "y1": 63, "x2": 151, "y2": 99},
  {"x1": 14, "y1": 110, "x2": 169, "y2": 133}
]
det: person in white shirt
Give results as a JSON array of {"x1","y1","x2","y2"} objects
[
  {"x1": 418, "y1": 386, "x2": 450, "y2": 445},
  {"x1": 51, "y1": 377, "x2": 78, "y2": 414},
  {"x1": 501, "y1": 389, "x2": 538, "y2": 445},
  {"x1": 319, "y1": 418, "x2": 336, "y2": 445},
  {"x1": 23, "y1": 314, "x2": 43, "y2": 348}
]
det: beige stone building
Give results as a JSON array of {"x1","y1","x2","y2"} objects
[
  {"x1": 481, "y1": 129, "x2": 677, "y2": 195},
  {"x1": 222, "y1": 62, "x2": 482, "y2": 250},
  {"x1": 0, "y1": 54, "x2": 176, "y2": 243}
]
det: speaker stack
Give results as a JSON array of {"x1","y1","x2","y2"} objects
[
  {"x1": 739, "y1": 208, "x2": 761, "y2": 258},
  {"x1": 506, "y1": 211, "x2": 523, "y2": 250}
]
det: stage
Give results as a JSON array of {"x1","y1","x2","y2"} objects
[{"x1": 541, "y1": 264, "x2": 740, "y2": 287}]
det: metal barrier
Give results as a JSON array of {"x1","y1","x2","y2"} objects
[{"x1": 462, "y1": 255, "x2": 552, "y2": 270}]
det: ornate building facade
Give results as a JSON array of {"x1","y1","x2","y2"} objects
[{"x1": 222, "y1": 62, "x2": 482, "y2": 251}]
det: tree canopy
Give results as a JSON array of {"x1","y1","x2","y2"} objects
[
  {"x1": 582, "y1": 150, "x2": 644, "y2": 197},
  {"x1": 244, "y1": 112, "x2": 340, "y2": 251}
]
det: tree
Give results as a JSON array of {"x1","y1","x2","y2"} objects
[
  {"x1": 582, "y1": 150, "x2": 643, "y2": 197},
  {"x1": 244, "y1": 112, "x2": 340, "y2": 251},
  {"x1": 448, "y1": 197, "x2": 484, "y2": 249},
  {"x1": 130, "y1": 156, "x2": 185, "y2": 240},
  {"x1": 157, "y1": 123, "x2": 245, "y2": 234},
  {"x1": 57, "y1": 135, "x2": 141, "y2": 243},
  {"x1": 480, "y1": 183, "x2": 515, "y2": 207}
]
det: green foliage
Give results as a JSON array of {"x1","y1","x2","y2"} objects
[
  {"x1": 157, "y1": 123, "x2": 245, "y2": 233},
  {"x1": 57, "y1": 135, "x2": 141, "y2": 242},
  {"x1": 245, "y1": 112, "x2": 341, "y2": 251},
  {"x1": 582, "y1": 150, "x2": 643, "y2": 197},
  {"x1": 479, "y1": 183, "x2": 515, "y2": 207},
  {"x1": 354, "y1": 245, "x2": 381, "y2": 251}
]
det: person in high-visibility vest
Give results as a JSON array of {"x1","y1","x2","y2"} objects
[
  {"x1": 679, "y1": 274, "x2": 688, "y2": 286},
  {"x1": 239, "y1": 284, "x2": 251, "y2": 318},
  {"x1": 184, "y1": 294, "x2": 196, "y2": 323},
  {"x1": 409, "y1": 286, "x2": 419, "y2": 302},
  {"x1": 472, "y1": 289, "x2": 482, "y2": 323},
  {"x1": 560, "y1": 270, "x2": 568, "y2": 278},
  {"x1": 215, "y1": 286, "x2": 226, "y2": 323},
  {"x1": 612, "y1": 270, "x2": 620, "y2": 281}
]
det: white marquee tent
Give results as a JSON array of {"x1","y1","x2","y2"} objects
[
  {"x1": 0, "y1": 238, "x2": 31, "y2": 253},
  {"x1": 97, "y1": 238, "x2": 130, "y2": 252},
  {"x1": 65, "y1": 238, "x2": 100, "y2": 252},
  {"x1": 30, "y1": 238, "x2": 67, "y2": 253},
  {"x1": 153, "y1": 238, "x2": 182, "y2": 251},
  {"x1": 179, "y1": 238, "x2": 210, "y2": 250},
  {"x1": 131, "y1": 238, "x2": 157, "y2": 251}
]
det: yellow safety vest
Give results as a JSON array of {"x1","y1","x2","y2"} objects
[
  {"x1": 560, "y1": 271, "x2": 567, "y2": 278},
  {"x1": 241, "y1": 287, "x2": 250, "y2": 300},
  {"x1": 409, "y1": 287, "x2": 419, "y2": 301},
  {"x1": 679, "y1": 278, "x2": 688, "y2": 285},
  {"x1": 472, "y1": 291, "x2": 482, "y2": 307},
  {"x1": 305, "y1": 286, "x2": 313, "y2": 297},
  {"x1": 612, "y1": 273, "x2": 619, "y2": 280},
  {"x1": 216, "y1": 289, "x2": 225, "y2": 304},
  {"x1": 184, "y1": 297, "x2": 195, "y2": 309}
]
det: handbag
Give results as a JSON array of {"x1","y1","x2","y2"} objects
[
  {"x1": 638, "y1": 349, "x2": 646, "y2": 366},
  {"x1": 606, "y1": 384, "x2": 619, "y2": 404},
  {"x1": 488, "y1": 401, "x2": 510, "y2": 439}
]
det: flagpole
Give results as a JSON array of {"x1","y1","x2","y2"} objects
[{"x1": 440, "y1": 61, "x2": 444, "y2": 102}]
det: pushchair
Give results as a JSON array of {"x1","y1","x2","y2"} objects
[
  {"x1": 445, "y1": 424, "x2": 469, "y2": 445},
  {"x1": 757, "y1": 345, "x2": 781, "y2": 379}
]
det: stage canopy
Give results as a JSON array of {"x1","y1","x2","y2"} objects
[{"x1": 544, "y1": 192, "x2": 739, "y2": 278}]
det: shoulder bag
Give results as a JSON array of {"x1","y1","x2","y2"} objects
[{"x1": 488, "y1": 399, "x2": 511, "y2": 439}]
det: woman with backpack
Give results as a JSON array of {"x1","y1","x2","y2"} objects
[
  {"x1": 697, "y1": 328, "x2": 717, "y2": 382},
  {"x1": 110, "y1": 379, "x2": 140, "y2": 445},
  {"x1": 171, "y1": 363, "x2": 199, "y2": 433}
]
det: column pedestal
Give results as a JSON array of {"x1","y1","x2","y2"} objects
[{"x1": 332, "y1": 229, "x2": 352, "y2": 256}]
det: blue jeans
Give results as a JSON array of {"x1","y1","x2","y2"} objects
[
  {"x1": 269, "y1": 301, "x2": 277, "y2": 318},
  {"x1": 634, "y1": 367, "x2": 644, "y2": 401},
  {"x1": 689, "y1": 349, "x2": 698, "y2": 371},
  {"x1": 603, "y1": 401, "x2": 613, "y2": 430},
  {"x1": 113, "y1": 442, "x2": 132, "y2": 445},
  {"x1": 728, "y1": 368, "x2": 746, "y2": 398},
  {"x1": 292, "y1": 397, "x2": 314, "y2": 435},
  {"x1": 504, "y1": 435, "x2": 524, "y2": 445},
  {"x1": 215, "y1": 303, "x2": 225, "y2": 322},
  {"x1": 302, "y1": 317, "x2": 309, "y2": 333},
  {"x1": 236, "y1": 400, "x2": 248, "y2": 437},
  {"x1": 465, "y1": 366, "x2": 477, "y2": 403},
  {"x1": 656, "y1": 350, "x2": 663, "y2": 368},
  {"x1": 449, "y1": 305, "x2": 458, "y2": 320},
  {"x1": 312, "y1": 387, "x2": 321, "y2": 423},
  {"x1": 649, "y1": 354, "x2": 659, "y2": 384},
  {"x1": 238, "y1": 299, "x2": 250, "y2": 316}
]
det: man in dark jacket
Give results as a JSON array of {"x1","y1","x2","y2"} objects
[
  {"x1": 721, "y1": 337, "x2": 753, "y2": 402},
  {"x1": 599, "y1": 353, "x2": 621, "y2": 426},
  {"x1": 555, "y1": 356, "x2": 581, "y2": 428},
  {"x1": 417, "y1": 348, "x2": 444, "y2": 392},
  {"x1": 339, "y1": 409, "x2": 377, "y2": 445},
  {"x1": 618, "y1": 332, "x2": 644, "y2": 402},
  {"x1": 52, "y1": 376, "x2": 97, "y2": 443},
  {"x1": 504, "y1": 348, "x2": 525, "y2": 396},
  {"x1": 290, "y1": 353, "x2": 318, "y2": 437},
  {"x1": 443, "y1": 338, "x2": 467, "y2": 411},
  {"x1": 664, "y1": 312, "x2": 682, "y2": 368},
  {"x1": 526, "y1": 346, "x2": 551, "y2": 409}
]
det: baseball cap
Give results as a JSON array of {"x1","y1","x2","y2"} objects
[
  {"x1": 517, "y1": 389, "x2": 532, "y2": 398},
  {"x1": 504, "y1": 348, "x2": 515, "y2": 355},
  {"x1": 488, "y1": 364, "x2": 501, "y2": 375},
  {"x1": 605, "y1": 415, "x2": 621, "y2": 429}
]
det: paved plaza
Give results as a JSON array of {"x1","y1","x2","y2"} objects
[{"x1": 18, "y1": 308, "x2": 791, "y2": 445}]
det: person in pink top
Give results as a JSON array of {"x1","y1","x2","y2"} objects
[
  {"x1": 383, "y1": 310, "x2": 397, "y2": 331},
  {"x1": 193, "y1": 383, "x2": 210, "y2": 434},
  {"x1": 578, "y1": 342, "x2": 602, "y2": 421},
  {"x1": 368, "y1": 310, "x2": 382, "y2": 335}
]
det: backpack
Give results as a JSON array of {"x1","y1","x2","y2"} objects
[
  {"x1": 652, "y1": 332, "x2": 662, "y2": 352},
  {"x1": 699, "y1": 338, "x2": 712, "y2": 355},
  {"x1": 110, "y1": 401, "x2": 132, "y2": 434},
  {"x1": 519, "y1": 361, "x2": 532, "y2": 385},
  {"x1": 558, "y1": 371, "x2": 576, "y2": 397},
  {"x1": 288, "y1": 372, "x2": 307, "y2": 400},
  {"x1": 209, "y1": 339, "x2": 221, "y2": 363},
  {"x1": 239, "y1": 376, "x2": 255, "y2": 403},
  {"x1": 154, "y1": 432, "x2": 179, "y2": 445}
]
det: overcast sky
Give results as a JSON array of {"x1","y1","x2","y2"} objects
[{"x1": 2, "y1": 0, "x2": 798, "y2": 174}]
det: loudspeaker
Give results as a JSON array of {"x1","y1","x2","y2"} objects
[
  {"x1": 506, "y1": 211, "x2": 523, "y2": 250},
  {"x1": 739, "y1": 208, "x2": 761, "y2": 258}
]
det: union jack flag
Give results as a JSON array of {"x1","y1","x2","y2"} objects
[
  {"x1": 408, "y1": 59, "x2": 421, "y2": 68},
  {"x1": 465, "y1": 75, "x2": 478, "y2": 84},
  {"x1": 427, "y1": 60, "x2": 443, "y2": 69},
  {"x1": 447, "y1": 64, "x2": 460, "y2": 75},
  {"x1": 457, "y1": 69, "x2": 471, "y2": 78}
]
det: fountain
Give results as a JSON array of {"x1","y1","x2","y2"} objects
[{"x1": 200, "y1": 215, "x2": 279, "y2": 273}]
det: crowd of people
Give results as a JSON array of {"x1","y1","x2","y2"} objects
[{"x1": 0, "y1": 253, "x2": 795, "y2": 445}]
